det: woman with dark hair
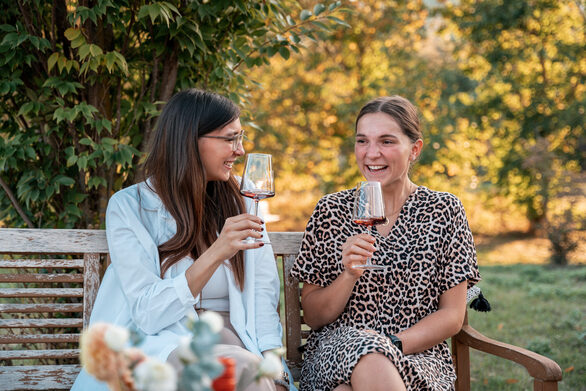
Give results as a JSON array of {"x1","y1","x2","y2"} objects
[
  {"x1": 72, "y1": 89, "x2": 292, "y2": 390},
  {"x1": 291, "y1": 95, "x2": 481, "y2": 390}
]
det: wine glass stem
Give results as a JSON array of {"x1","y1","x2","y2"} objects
[
  {"x1": 253, "y1": 200, "x2": 259, "y2": 216},
  {"x1": 367, "y1": 226, "x2": 373, "y2": 265}
]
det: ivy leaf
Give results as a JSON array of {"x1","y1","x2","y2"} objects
[{"x1": 47, "y1": 53, "x2": 60, "y2": 72}]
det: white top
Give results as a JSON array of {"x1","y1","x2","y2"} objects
[
  {"x1": 72, "y1": 180, "x2": 294, "y2": 390},
  {"x1": 200, "y1": 263, "x2": 230, "y2": 312}
]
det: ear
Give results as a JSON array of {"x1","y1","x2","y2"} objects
[{"x1": 410, "y1": 139, "x2": 423, "y2": 161}]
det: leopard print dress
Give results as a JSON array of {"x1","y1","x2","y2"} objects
[{"x1": 290, "y1": 186, "x2": 481, "y2": 391}]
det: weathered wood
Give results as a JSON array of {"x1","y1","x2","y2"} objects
[
  {"x1": 0, "y1": 258, "x2": 84, "y2": 268},
  {"x1": 83, "y1": 253, "x2": 101, "y2": 329},
  {"x1": 268, "y1": 231, "x2": 304, "y2": 254},
  {"x1": 0, "y1": 229, "x2": 106, "y2": 390},
  {"x1": 0, "y1": 349, "x2": 79, "y2": 360},
  {"x1": 0, "y1": 303, "x2": 83, "y2": 313},
  {"x1": 0, "y1": 333, "x2": 79, "y2": 343},
  {"x1": 282, "y1": 253, "x2": 302, "y2": 380},
  {"x1": 0, "y1": 273, "x2": 83, "y2": 283},
  {"x1": 0, "y1": 228, "x2": 108, "y2": 253},
  {"x1": 0, "y1": 365, "x2": 81, "y2": 391},
  {"x1": 0, "y1": 318, "x2": 82, "y2": 328},
  {"x1": 0, "y1": 288, "x2": 83, "y2": 297}
]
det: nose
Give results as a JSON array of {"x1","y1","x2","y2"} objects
[
  {"x1": 365, "y1": 142, "x2": 381, "y2": 158},
  {"x1": 234, "y1": 141, "x2": 245, "y2": 156}
]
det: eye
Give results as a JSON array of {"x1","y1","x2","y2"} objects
[
  {"x1": 355, "y1": 139, "x2": 367, "y2": 144},
  {"x1": 382, "y1": 139, "x2": 395, "y2": 145}
]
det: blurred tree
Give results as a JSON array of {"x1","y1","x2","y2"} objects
[
  {"x1": 247, "y1": 0, "x2": 469, "y2": 230},
  {"x1": 437, "y1": 0, "x2": 585, "y2": 233},
  {"x1": 0, "y1": 0, "x2": 346, "y2": 228}
]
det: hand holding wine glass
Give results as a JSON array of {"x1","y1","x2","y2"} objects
[
  {"x1": 240, "y1": 153, "x2": 274, "y2": 244},
  {"x1": 352, "y1": 181, "x2": 389, "y2": 270}
]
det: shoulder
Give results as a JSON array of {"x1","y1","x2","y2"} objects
[
  {"x1": 416, "y1": 186, "x2": 463, "y2": 210},
  {"x1": 315, "y1": 189, "x2": 354, "y2": 211},
  {"x1": 108, "y1": 180, "x2": 162, "y2": 211}
]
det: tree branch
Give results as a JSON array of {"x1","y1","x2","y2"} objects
[{"x1": 0, "y1": 176, "x2": 34, "y2": 228}]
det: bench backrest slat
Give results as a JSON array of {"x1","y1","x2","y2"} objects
[{"x1": 0, "y1": 229, "x2": 108, "y2": 253}]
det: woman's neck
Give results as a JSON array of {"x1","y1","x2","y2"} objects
[{"x1": 382, "y1": 179, "x2": 417, "y2": 218}]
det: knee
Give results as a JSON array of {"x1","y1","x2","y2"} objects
[
  {"x1": 352, "y1": 353, "x2": 405, "y2": 390},
  {"x1": 354, "y1": 353, "x2": 389, "y2": 371}
]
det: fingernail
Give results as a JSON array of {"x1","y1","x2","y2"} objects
[
  {"x1": 260, "y1": 227, "x2": 264, "y2": 231},
  {"x1": 259, "y1": 243, "x2": 264, "y2": 247},
  {"x1": 260, "y1": 219, "x2": 265, "y2": 224}
]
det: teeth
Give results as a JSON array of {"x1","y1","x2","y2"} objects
[
  {"x1": 368, "y1": 165, "x2": 386, "y2": 170},
  {"x1": 225, "y1": 162, "x2": 233, "y2": 168}
]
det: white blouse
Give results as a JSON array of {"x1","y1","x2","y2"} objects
[{"x1": 200, "y1": 263, "x2": 230, "y2": 312}]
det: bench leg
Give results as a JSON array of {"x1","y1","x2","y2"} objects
[
  {"x1": 534, "y1": 379, "x2": 558, "y2": 391},
  {"x1": 452, "y1": 336, "x2": 470, "y2": 391}
]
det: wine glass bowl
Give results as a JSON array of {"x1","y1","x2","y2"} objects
[
  {"x1": 352, "y1": 181, "x2": 388, "y2": 270},
  {"x1": 240, "y1": 153, "x2": 274, "y2": 244}
]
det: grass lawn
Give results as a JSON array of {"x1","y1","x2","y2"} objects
[{"x1": 466, "y1": 264, "x2": 586, "y2": 390}]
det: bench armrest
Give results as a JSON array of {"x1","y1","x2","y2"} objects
[{"x1": 454, "y1": 324, "x2": 562, "y2": 382}]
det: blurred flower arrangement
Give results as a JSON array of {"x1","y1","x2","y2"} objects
[{"x1": 80, "y1": 311, "x2": 285, "y2": 391}]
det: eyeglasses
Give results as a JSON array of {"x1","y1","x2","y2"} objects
[{"x1": 201, "y1": 131, "x2": 245, "y2": 151}]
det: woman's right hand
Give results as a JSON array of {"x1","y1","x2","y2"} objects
[
  {"x1": 207, "y1": 213, "x2": 265, "y2": 262},
  {"x1": 341, "y1": 233, "x2": 376, "y2": 279}
]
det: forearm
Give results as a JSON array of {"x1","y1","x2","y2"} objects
[
  {"x1": 302, "y1": 271, "x2": 359, "y2": 329},
  {"x1": 395, "y1": 308, "x2": 464, "y2": 354},
  {"x1": 184, "y1": 248, "x2": 224, "y2": 298},
  {"x1": 396, "y1": 282, "x2": 468, "y2": 354}
]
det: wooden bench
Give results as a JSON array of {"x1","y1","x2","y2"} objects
[{"x1": 0, "y1": 229, "x2": 562, "y2": 390}]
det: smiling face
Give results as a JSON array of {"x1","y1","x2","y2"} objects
[
  {"x1": 197, "y1": 118, "x2": 244, "y2": 182},
  {"x1": 355, "y1": 112, "x2": 422, "y2": 189}
]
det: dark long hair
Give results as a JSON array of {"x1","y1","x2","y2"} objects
[
  {"x1": 143, "y1": 89, "x2": 245, "y2": 288},
  {"x1": 355, "y1": 95, "x2": 422, "y2": 142}
]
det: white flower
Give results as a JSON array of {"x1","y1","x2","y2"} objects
[
  {"x1": 175, "y1": 336, "x2": 198, "y2": 363},
  {"x1": 134, "y1": 358, "x2": 177, "y2": 391},
  {"x1": 201, "y1": 374, "x2": 212, "y2": 388},
  {"x1": 103, "y1": 324, "x2": 129, "y2": 352},
  {"x1": 199, "y1": 311, "x2": 224, "y2": 334},
  {"x1": 258, "y1": 352, "x2": 283, "y2": 379}
]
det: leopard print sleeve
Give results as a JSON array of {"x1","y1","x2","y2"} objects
[
  {"x1": 291, "y1": 196, "x2": 336, "y2": 287},
  {"x1": 438, "y1": 194, "x2": 481, "y2": 294}
]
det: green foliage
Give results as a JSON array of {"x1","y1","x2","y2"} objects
[
  {"x1": 438, "y1": 0, "x2": 585, "y2": 230},
  {"x1": 0, "y1": 0, "x2": 346, "y2": 228}
]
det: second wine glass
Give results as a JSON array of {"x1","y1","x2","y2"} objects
[
  {"x1": 352, "y1": 181, "x2": 389, "y2": 270},
  {"x1": 240, "y1": 153, "x2": 274, "y2": 243}
]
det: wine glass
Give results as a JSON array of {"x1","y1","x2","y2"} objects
[
  {"x1": 352, "y1": 181, "x2": 388, "y2": 270},
  {"x1": 240, "y1": 153, "x2": 274, "y2": 243}
]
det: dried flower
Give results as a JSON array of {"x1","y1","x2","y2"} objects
[
  {"x1": 257, "y1": 352, "x2": 283, "y2": 380},
  {"x1": 134, "y1": 358, "x2": 177, "y2": 391},
  {"x1": 80, "y1": 323, "x2": 121, "y2": 383},
  {"x1": 105, "y1": 324, "x2": 130, "y2": 352},
  {"x1": 199, "y1": 311, "x2": 224, "y2": 334}
]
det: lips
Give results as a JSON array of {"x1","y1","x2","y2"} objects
[
  {"x1": 366, "y1": 165, "x2": 387, "y2": 172},
  {"x1": 224, "y1": 161, "x2": 234, "y2": 169}
]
